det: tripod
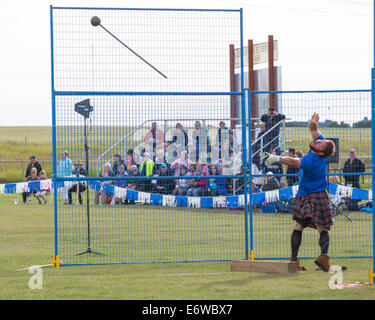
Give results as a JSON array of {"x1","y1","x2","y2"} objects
[{"x1": 75, "y1": 99, "x2": 102, "y2": 256}]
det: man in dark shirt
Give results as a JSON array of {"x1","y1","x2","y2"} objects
[
  {"x1": 24, "y1": 155, "x2": 42, "y2": 180},
  {"x1": 343, "y1": 149, "x2": 365, "y2": 211},
  {"x1": 343, "y1": 149, "x2": 365, "y2": 189},
  {"x1": 252, "y1": 122, "x2": 265, "y2": 170},
  {"x1": 155, "y1": 164, "x2": 174, "y2": 195},
  {"x1": 260, "y1": 107, "x2": 286, "y2": 155}
]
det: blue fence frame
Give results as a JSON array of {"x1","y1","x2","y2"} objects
[{"x1": 50, "y1": 5, "x2": 374, "y2": 269}]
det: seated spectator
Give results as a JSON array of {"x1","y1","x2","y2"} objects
[
  {"x1": 173, "y1": 165, "x2": 191, "y2": 196},
  {"x1": 171, "y1": 150, "x2": 192, "y2": 176},
  {"x1": 112, "y1": 164, "x2": 128, "y2": 205},
  {"x1": 112, "y1": 153, "x2": 125, "y2": 176},
  {"x1": 206, "y1": 164, "x2": 227, "y2": 196},
  {"x1": 139, "y1": 152, "x2": 155, "y2": 192},
  {"x1": 22, "y1": 167, "x2": 39, "y2": 204},
  {"x1": 187, "y1": 163, "x2": 208, "y2": 197},
  {"x1": 252, "y1": 163, "x2": 264, "y2": 191},
  {"x1": 68, "y1": 161, "x2": 87, "y2": 205},
  {"x1": 25, "y1": 155, "x2": 42, "y2": 181},
  {"x1": 155, "y1": 164, "x2": 174, "y2": 195},
  {"x1": 262, "y1": 172, "x2": 280, "y2": 191},
  {"x1": 35, "y1": 170, "x2": 50, "y2": 205},
  {"x1": 126, "y1": 165, "x2": 141, "y2": 205},
  {"x1": 95, "y1": 162, "x2": 114, "y2": 205},
  {"x1": 286, "y1": 148, "x2": 299, "y2": 187}
]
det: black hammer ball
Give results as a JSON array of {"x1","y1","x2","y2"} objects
[{"x1": 91, "y1": 16, "x2": 101, "y2": 27}]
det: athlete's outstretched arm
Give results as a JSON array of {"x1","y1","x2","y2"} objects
[
  {"x1": 309, "y1": 112, "x2": 321, "y2": 140},
  {"x1": 265, "y1": 153, "x2": 301, "y2": 168}
]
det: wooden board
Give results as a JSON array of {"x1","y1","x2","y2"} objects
[{"x1": 231, "y1": 260, "x2": 299, "y2": 274}]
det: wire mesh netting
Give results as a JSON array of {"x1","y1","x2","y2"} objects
[
  {"x1": 51, "y1": 7, "x2": 245, "y2": 265},
  {"x1": 51, "y1": 7, "x2": 372, "y2": 266},
  {"x1": 249, "y1": 90, "x2": 372, "y2": 259}
]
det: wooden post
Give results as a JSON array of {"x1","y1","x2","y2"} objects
[
  {"x1": 229, "y1": 44, "x2": 237, "y2": 129},
  {"x1": 268, "y1": 35, "x2": 276, "y2": 111},
  {"x1": 248, "y1": 39, "x2": 256, "y2": 141}
]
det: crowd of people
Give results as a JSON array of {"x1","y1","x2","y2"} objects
[{"x1": 19, "y1": 115, "x2": 367, "y2": 210}]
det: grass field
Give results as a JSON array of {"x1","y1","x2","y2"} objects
[
  {"x1": 1, "y1": 126, "x2": 374, "y2": 300},
  {"x1": 1, "y1": 193, "x2": 375, "y2": 300}
]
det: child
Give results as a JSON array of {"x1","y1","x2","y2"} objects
[{"x1": 35, "y1": 170, "x2": 50, "y2": 204}]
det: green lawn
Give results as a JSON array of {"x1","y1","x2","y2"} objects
[{"x1": 1, "y1": 194, "x2": 374, "y2": 300}]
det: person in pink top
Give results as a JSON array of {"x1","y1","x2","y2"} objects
[
  {"x1": 35, "y1": 170, "x2": 50, "y2": 205},
  {"x1": 187, "y1": 163, "x2": 208, "y2": 197},
  {"x1": 171, "y1": 150, "x2": 192, "y2": 176}
]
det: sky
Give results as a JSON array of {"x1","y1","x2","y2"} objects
[{"x1": 0, "y1": 0, "x2": 373, "y2": 126}]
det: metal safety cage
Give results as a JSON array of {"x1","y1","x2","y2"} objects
[
  {"x1": 247, "y1": 89, "x2": 373, "y2": 261},
  {"x1": 50, "y1": 6, "x2": 247, "y2": 266}
]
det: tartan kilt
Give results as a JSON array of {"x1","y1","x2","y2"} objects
[{"x1": 292, "y1": 190, "x2": 333, "y2": 230}]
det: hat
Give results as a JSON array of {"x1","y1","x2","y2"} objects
[
  {"x1": 29, "y1": 155, "x2": 36, "y2": 159},
  {"x1": 266, "y1": 171, "x2": 273, "y2": 176},
  {"x1": 160, "y1": 163, "x2": 167, "y2": 168},
  {"x1": 349, "y1": 149, "x2": 356, "y2": 153}
]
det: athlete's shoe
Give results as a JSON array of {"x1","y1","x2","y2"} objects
[
  {"x1": 314, "y1": 255, "x2": 331, "y2": 272},
  {"x1": 290, "y1": 258, "x2": 306, "y2": 271}
]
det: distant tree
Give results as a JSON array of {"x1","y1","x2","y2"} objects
[{"x1": 353, "y1": 117, "x2": 371, "y2": 128}]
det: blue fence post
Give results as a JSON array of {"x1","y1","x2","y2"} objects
[
  {"x1": 248, "y1": 90, "x2": 254, "y2": 260},
  {"x1": 370, "y1": 0, "x2": 375, "y2": 285},
  {"x1": 49, "y1": 5, "x2": 59, "y2": 262},
  {"x1": 239, "y1": 8, "x2": 249, "y2": 261}
]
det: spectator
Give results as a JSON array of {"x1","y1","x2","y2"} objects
[
  {"x1": 137, "y1": 148, "x2": 146, "y2": 165},
  {"x1": 57, "y1": 150, "x2": 74, "y2": 204},
  {"x1": 112, "y1": 164, "x2": 128, "y2": 205},
  {"x1": 173, "y1": 165, "x2": 191, "y2": 196},
  {"x1": 35, "y1": 170, "x2": 50, "y2": 205},
  {"x1": 22, "y1": 167, "x2": 39, "y2": 204},
  {"x1": 126, "y1": 165, "x2": 141, "y2": 205},
  {"x1": 35, "y1": 170, "x2": 50, "y2": 204},
  {"x1": 192, "y1": 121, "x2": 210, "y2": 163},
  {"x1": 25, "y1": 155, "x2": 42, "y2": 180},
  {"x1": 260, "y1": 107, "x2": 286, "y2": 155},
  {"x1": 112, "y1": 153, "x2": 125, "y2": 176},
  {"x1": 262, "y1": 171, "x2": 280, "y2": 192},
  {"x1": 171, "y1": 150, "x2": 192, "y2": 176},
  {"x1": 125, "y1": 149, "x2": 136, "y2": 172},
  {"x1": 139, "y1": 152, "x2": 155, "y2": 192},
  {"x1": 216, "y1": 121, "x2": 230, "y2": 159},
  {"x1": 144, "y1": 122, "x2": 165, "y2": 162},
  {"x1": 127, "y1": 165, "x2": 141, "y2": 191},
  {"x1": 155, "y1": 164, "x2": 174, "y2": 195},
  {"x1": 343, "y1": 149, "x2": 365, "y2": 189},
  {"x1": 187, "y1": 163, "x2": 208, "y2": 197},
  {"x1": 286, "y1": 148, "x2": 299, "y2": 187},
  {"x1": 206, "y1": 164, "x2": 227, "y2": 196},
  {"x1": 168, "y1": 123, "x2": 188, "y2": 150},
  {"x1": 252, "y1": 122, "x2": 266, "y2": 170},
  {"x1": 95, "y1": 162, "x2": 114, "y2": 205},
  {"x1": 343, "y1": 149, "x2": 365, "y2": 211},
  {"x1": 252, "y1": 162, "x2": 264, "y2": 191},
  {"x1": 68, "y1": 161, "x2": 87, "y2": 205}
]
